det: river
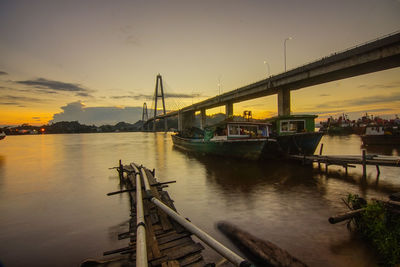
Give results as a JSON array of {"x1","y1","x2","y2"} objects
[{"x1": 0, "y1": 133, "x2": 399, "y2": 266}]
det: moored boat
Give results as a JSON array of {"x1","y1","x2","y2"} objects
[
  {"x1": 172, "y1": 121, "x2": 275, "y2": 160},
  {"x1": 267, "y1": 115, "x2": 323, "y2": 156},
  {"x1": 361, "y1": 125, "x2": 400, "y2": 145},
  {"x1": 0, "y1": 132, "x2": 6, "y2": 140}
]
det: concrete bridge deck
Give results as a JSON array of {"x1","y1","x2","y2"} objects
[{"x1": 147, "y1": 31, "x2": 400, "y2": 128}]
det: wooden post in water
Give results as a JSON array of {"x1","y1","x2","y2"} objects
[
  {"x1": 119, "y1": 160, "x2": 123, "y2": 180},
  {"x1": 362, "y1": 150, "x2": 367, "y2": 177},
  {"x1": 318, "y1": 143, "x2": 323, "y2": 170}
]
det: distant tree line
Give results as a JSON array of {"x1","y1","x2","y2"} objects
[{"x1": 0, "y1": 113, "x2": 234, "y2": 135}]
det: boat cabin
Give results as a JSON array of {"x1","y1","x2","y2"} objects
[
  {"x1": 365, "y1": 126, "x2": 384, "y2": 135},
  {"x1": 205, "y1": 121, "x2": 271, "y2": 141},
  {"x1": 268, "y1": 115, "x2": 317, "y2": 136}
]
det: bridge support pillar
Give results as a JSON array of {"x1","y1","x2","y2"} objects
[
  {"x1": 278, "y1": 89, "x2": 291, "y2": 116},
  {"x1": 200, "y1": 109, "x2": 206, "y2": 129},
  {"x1": 225, "y1": 102, "x2": 233, "y2": 118},
  {"x1": 178, "y1": 111, "x2": 196, "y2": 131}
]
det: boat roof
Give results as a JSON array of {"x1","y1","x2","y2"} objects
[
  {"x1": 225, "y1": 121, "x2": 271, "y2": 126},
  {"x1": 205, "y1": 120, "x2": 271, "y2": 130}
]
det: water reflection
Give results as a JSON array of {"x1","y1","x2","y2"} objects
[
  {"x1": 154, "y1": 132, "x2": 168, "y2": 170},
  {"x1": 191, "y1": 153, "x2": 315, "y2": 187},
  {"x1": 107, "y1": 219, "x2": 130, "y2": 242},
  {"x1": 0, "y1": 155, "x2": 5, "y2": 191},
  {"x1": 171, "y1": 147, "x2": 385, "y2": 266},
  {"x1": 319, "y1": 167, "x2": 399, "y2": 195},
  {"x1": 173, "y1": 146, "x2": 399, "y2": 198},
  {"x1": 363, "y1": 144, "x2": 400, "y2": 156}
]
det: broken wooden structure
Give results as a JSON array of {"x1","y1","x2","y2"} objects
[
  {"x1": 329, "y1": 194, "x2": 400, "y2": 224},
  {"x1": 81, "y1": 161, "x2": 251, "y2": 267}
]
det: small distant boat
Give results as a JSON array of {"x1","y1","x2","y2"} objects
[
  {"x1": 172, "y1": 121, "x2": 275, "y2": 160},
  {"x1": 0, "y1": 132, "x2": 6, "y2": 140},
  {"x1": 361, "y1": 125, "x2": 400, "y2": 145}
]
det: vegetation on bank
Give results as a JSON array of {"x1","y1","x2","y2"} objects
[
  {"x1": 0, "y1": 113, "x2": 232, "y2": 135},
  {"x1": 347, "y1": 194, "x2": 400, "y2": 266}
]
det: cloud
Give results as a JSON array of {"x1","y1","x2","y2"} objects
[
  {"x1": 16, "y1": 78, "x2": 93, "y2": 96},
  {"x1": 0, "y1": 102, "x2": 19, "y2": 105},
  {"x1": 0, "y1": 86, "x2": 30, "y2": 93},
  {"x1": 111, "y1": 94, "x2": 153, "y2": 100},
  {"x1": 75, "y1": 92, "x2": 91, "y2": 97},
  {"x1": 126, "y1": 35, "x2": 140, "y2": 46},
  {"x1": 17, "y1": 78, "x2": 83, "y2": 91},
  {"x1": 357, "y1": 81, "x2": 400, "y2": 90},
  {"x1": 110, "y1": 92, "x2": 202, "y2": 100},
  {"x1": 0, "y1": 95, "x2": 44, "y2": 106},
  {"x1": 314, "y1": 92, "x2": 400, "y2": 109},
  {"x1": 32, "y1": 117, "x2": 41, "y2": 121},
  {"x1": 166, "y1": 93, "x2": 202, "y2": 98},
  {"x1": 119, "y1": 25, "x2": 141, "y2": 46},
  {"x1": 50, "y1": 101, "x2": 147, "y2": 125},
  {"x1": 311, "y1": 109, "x2": 346, "y2": 115},
  {"x1": 0, "y1": 71, "x2": 8, "y2": 75}
]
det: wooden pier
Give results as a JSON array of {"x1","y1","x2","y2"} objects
[
  {"x1": 82, "y1": 161, "x2": 250, "y2": 267},
  {"x1": 289, "y1": 147, "x2": 400, "y2": 177}
]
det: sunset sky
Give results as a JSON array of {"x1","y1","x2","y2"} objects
[{"x1": 1, "y1": 0, "x2": 399, "y2": 126}]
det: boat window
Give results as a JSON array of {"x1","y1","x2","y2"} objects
[
  {"x1": 259, "y1": 126, "x2": 269, "y2": 137},
  {"x1": 281, "y1": 122, "x2": 289, "y2": 132},
  {"x1": 240, "y1": 125, "x2": 258, "y2": 136},
  {"x1": 280, "y1": 120, "x2": 305, "y2": 133},
  {"x1": 228, "y1": 125, "x2": 239, "y2": 135},
  {"x1": 228, "y1": 124, "x2": 260, "y2": 137}
]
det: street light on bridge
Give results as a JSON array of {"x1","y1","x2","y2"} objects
[
  {"x1": 263, "y1": 60, "x2": 270, "y2": 76},
  {"x1": 284, "y1": 37, "x2": 293, "y2": 72}
]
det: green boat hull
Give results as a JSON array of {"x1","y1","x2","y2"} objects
[
  {"x1": 172, "y1": 135, "x2": 267, "y2": 160},
  {"x1": 276, "y1": 132, "x2": 323, "y2": 156}
]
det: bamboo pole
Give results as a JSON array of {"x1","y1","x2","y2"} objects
[
  {"x1": 131, "y1": 164, "x2": 148, "y2": 267},
  {"x1": 107, "y1": 188, "x2": 136, "y2": 196},
  {"x1": 136, "y1": 164, "x2": 251, "y2": 267}
]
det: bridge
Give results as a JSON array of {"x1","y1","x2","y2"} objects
[{"x1": 145, "y1": 31, "x2": 400, "y2": 131}]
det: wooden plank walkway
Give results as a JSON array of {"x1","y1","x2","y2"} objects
[
  {"x1": 289, "y1": 151, "x2": 400, "y2": 176},
  {"x1": 290, "y1": 154, "x2": 400, "y2": 167},
  {"x1": 81, "y1": 162, "x2": 211, "y2": 267}
]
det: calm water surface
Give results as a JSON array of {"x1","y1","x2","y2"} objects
[{"x1": 0, "y1": 133, "x2": 399, "y2": 266}]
